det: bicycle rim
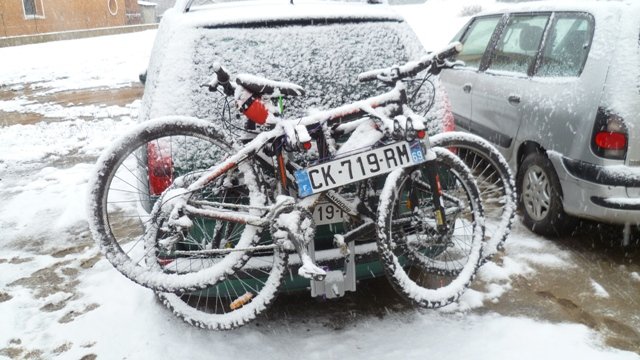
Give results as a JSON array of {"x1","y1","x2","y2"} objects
[
  {"x1": 377, "y1": 147, "x2": 484, "y2": 308},
  {"x1": 431, "y1": 132, "x2": 516, "y2": 260},
  {"x1": 89, "y1": 117, "x2": 265, "y2": 292},
  {"x1": 156, "y1": 237, "x2": 287, "y2": 330}
]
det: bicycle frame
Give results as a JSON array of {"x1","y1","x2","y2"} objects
[
  {"x1": 146, "y1": 41, "x2": 467, "y2": 285},
  {"x1": 90, "y1": 41, "x2": 497, "y2": 315},
  {"x1": 160, "y1": 77, "x2": 439, "y2": 235}
]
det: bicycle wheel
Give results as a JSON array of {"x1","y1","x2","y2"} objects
[
  {"x1": 156, "y1": 234, "x2": 287, "y2": 330},
  {"x1": 430, "y1": 132, "x2": 516, "y2": 261},
  {"x1": 89, "y1": 116, "x2": 266, "y2": 292},
  {"x1": 377, "y1": 146, "x2": 484, "y2": 308}
]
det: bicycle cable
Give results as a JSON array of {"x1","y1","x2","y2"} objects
[{"x1": 406, "y1": 73, "x2": 436, "y2": 117}]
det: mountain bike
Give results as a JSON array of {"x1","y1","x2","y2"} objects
[{"x1": 88, "y1": 42, "x2": 504, "y2": 329}]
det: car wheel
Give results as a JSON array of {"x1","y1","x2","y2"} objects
[{"x1": 517, "y1": 151, "x2": 575, "y2": 236}]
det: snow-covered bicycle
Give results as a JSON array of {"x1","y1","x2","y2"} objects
[{"x1": 89, "y1": 42, "x2": 514, "y2": 329}]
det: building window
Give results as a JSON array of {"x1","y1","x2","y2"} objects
[{"x1": 23, "y1": 0, "x2": 45, "y2": 19}]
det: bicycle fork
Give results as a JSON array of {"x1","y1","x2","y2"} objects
[{"x1": 411, "y1": 162, "x2": 450, "y2": 235}]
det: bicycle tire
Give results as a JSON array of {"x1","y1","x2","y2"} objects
[
  {"x1": 88, "y1": 116, "x2": 266, "y2": 292},
  {"x1": 377, "y1": 146, "x2": 484, "y2": 308},
  {"x1": 430, "y1": 131, "x2": 516, "y2": 261},
  {"x1": 156, "y1": 239, "x2": 287, "y2": 330}
]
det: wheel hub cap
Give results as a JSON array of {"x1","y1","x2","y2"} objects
[{"x1": 522, "y1": 165, "x2": 551, "y2": 221}]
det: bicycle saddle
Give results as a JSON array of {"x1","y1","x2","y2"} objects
[{"x1": 236, "y1": 73, "x2": 306, "y2": 97}]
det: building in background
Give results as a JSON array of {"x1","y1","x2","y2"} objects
[
  {"x1": 144, "y1": 0, "x2": 175, "y2": 21},
  {"x1": 0, "y1": 0, "x2": 144, "y2": 37},
  {"x1": 138, "y1": 1, "x2": 158, "y2": 24},
  {"x1": 153, "y1": 0, "x2": 174, "y2": 18}
]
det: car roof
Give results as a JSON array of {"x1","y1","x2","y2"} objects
[
  {"x1": 477, "y1": 0, "x2": 639, "y2": 18},
  {"x1": 166, "y1": 0, "x2": 402, "y2": 28}
]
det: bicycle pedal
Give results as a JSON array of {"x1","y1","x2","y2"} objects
[{"x1": 298, "y1": 254, "x2": 327, "y2": 280}]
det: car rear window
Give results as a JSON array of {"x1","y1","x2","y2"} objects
[{"x1": 150, "y1": 21, "x2": 428, "y2": 126}]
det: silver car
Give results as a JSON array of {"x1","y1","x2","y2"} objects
[{"x1": 440, "y1": 1, "x2": 640, "y2": 240}]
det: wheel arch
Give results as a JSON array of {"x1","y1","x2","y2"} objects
[
  {"x1": 516, "y1": 141, "x2": 545, "y2": 171},
  {"x1": 516, "y1": 140, "x2": 565, "y2": 199}
]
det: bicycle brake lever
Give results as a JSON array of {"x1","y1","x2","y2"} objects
[
  {"x1": 440, "y1": 59, "x2": 465, "y2": 69},
  {"x1": 378, "y1": 66, "x2": 402, "y2": 83},
  {"x1": 206, "y1": 78, "x2": 219, "y2": 92}
]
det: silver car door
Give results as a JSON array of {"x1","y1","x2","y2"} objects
[
  {"x1": 441, "y1": 15, "x2": 502, "y2": 132},
  {"x1": 471, "y1": 13, "x2": 550, "y2": 162}
]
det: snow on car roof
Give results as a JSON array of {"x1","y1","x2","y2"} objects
[
  {"x1": 477, "y1": 0, "x2": 639, "y2": 18},
  {"x1": 166, "y1": 0, "x2": 402, "y2": 28}
]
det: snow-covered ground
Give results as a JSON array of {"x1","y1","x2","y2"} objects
[{"x1": 1, "y1": 1, "x2": 639, "y2": 359}]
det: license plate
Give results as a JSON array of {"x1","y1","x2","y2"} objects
[
  {"x1": 296, "y1": 141, "x2": 426, "y2": 197},
  {"x1": 312, "y1": 202, "x2": 349, "y2": 225}
]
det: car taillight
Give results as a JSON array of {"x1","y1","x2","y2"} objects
[
  {"x1": 147, "y1": 141, "x2": 173, "y2": 195},
  {"x1": 591, "y1": 108, "x2": 628, "y2": 160},
  {"x1": 440, "y1": 94, "x2": 457, "y2": 153},
  {"x1": 594, "y1": 132, "x2": 626, "y2": 150},
  {"x1": 442, "y1": 95, "x2": 456, "y2": 133}
]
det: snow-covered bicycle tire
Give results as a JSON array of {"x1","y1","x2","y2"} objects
[
  {"x1": 156, "y1": 242, "x2": 287, "y2": 330},
  {"x1": 431, "y1": 132, "x2": 516, "y2": 262},
  {"x1": 376, "y1": 146, "x2": 484, "y2": 308},
  {"x1": 88, "y1": 116, "x2": 265, "y2": 293}
]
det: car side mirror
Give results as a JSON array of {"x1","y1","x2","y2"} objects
[{"x1": 139, "y1": 70, "x2": 147, "y2": 85}]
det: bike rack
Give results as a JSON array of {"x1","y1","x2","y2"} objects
[{"x1": 308, "y1": 238, "x2": 356, "y2": 299}]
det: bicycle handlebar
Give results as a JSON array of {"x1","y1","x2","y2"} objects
[
  {"x1": 357, "y1": 41, "x2": 463, "y2": 82},
  {"x1": 212, "y1": 62, "x2": 235, "y2": 96}
]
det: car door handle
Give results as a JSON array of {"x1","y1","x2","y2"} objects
[
  {"x1": 508, "y1": 95, "x2": 521, "y2": 105},
  {"x1": 463, "y1": 84, "x2": 472, "y2": 93}
]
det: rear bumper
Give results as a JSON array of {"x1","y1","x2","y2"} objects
[
  {"x1": 548, "y1": 151, "x2": 640, "y2": 225},
  {"x1": 560, "y1": 156, "x2": 640, "y2": 188},
  {"x1": 590, "y1": 196, "x2": 640, "y2": 211}
]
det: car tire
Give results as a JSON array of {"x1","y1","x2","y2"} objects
[{"x1": 517, "y1": 151, "x2": 576, "y2": 236}]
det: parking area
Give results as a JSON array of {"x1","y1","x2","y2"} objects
[
  {"x1": 1, "y1": 76, "x2": 639, "y2": 359},
  {"x1": 0, "y1": 25, "x2": 639, "y2": 359}
]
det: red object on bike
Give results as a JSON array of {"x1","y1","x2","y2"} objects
[
  {"x1": 147, "y1": 142, "x2": 173, "y2": 195},
  {"x1": 416, "y1": 130, "x2": 426, "y2": 139},
  {"x1": 242, "y1": 97, "x2": 269, "y2": 125}
]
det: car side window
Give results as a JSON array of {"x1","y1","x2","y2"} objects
[
  {"x1": 536, "y1": 13, "x2": 594, "y2": 77},
  {"x1": 456, "y1": 16, "x2": 501, "y2": 69},
  {"x1": 487, "y1": 14, "x2": 550, "y2": 74}
]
